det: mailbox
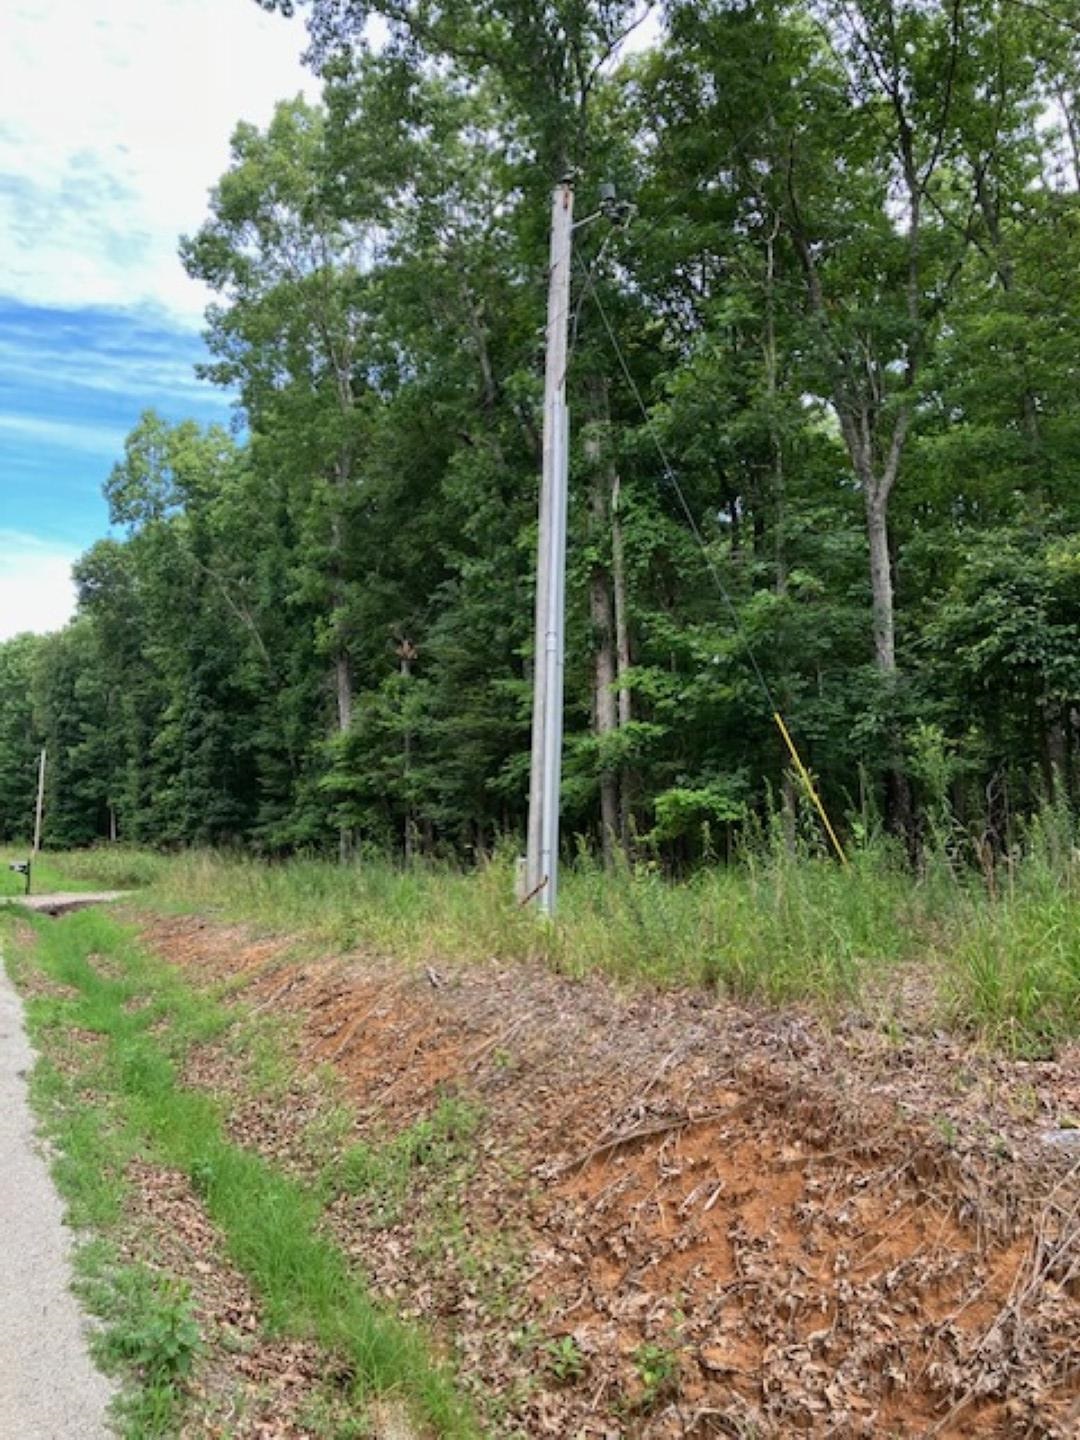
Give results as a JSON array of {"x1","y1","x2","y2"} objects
[{"x1": 8, "y1": 859, "x2": 30, "y2": 895}]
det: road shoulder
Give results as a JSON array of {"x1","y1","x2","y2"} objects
[{"x1": 0, "y1": 955, "x2": 114, "y2": 1440}]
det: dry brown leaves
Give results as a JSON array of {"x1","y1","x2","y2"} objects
[
  {"x1": 120, "y1": 1162, "x2": 332, "y2": 1439},
  {"x1": 138, "y1": 913, "x2": 1079, "y2": 1439}
]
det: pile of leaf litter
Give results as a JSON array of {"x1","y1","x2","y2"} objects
[{"x1": 141, "y1": 913, "x2": 1079, "y2": 1438}]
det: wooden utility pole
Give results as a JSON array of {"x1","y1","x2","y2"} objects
[
  {"x1": 32, "y1": 747, "x2": 46, "y2": 854},
  {"x1": 526, "y1": 177, "x2": 575, "y2": 916}
]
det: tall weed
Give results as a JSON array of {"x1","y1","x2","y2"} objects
[{"x1": 34, "y1": 806, "x2": 1080, "y2": 1046}]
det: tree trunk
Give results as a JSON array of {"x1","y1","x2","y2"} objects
[
  {"x1": 398, "y1": 640, "x2": 417, "y2": 865},
  {"x1": 334, "y1": 640, "x2": 353, "y2": 872},
  {"x1": 764, "y1": 220, "x2": 797, "y2": 848},
  {"x1": 976, "y1": 173, "x2": 1041, "y2": 450},
  {"x1": 611, "y1": 473, "x2": 633, "y2": 850},
  {"x1": 329, "y1": 502, "x2": 354, "y2": 864},
  {"x1": 864, "y1": 484, "x2": 915, "y2": 841},
  {"x1": 1053, "y1": 83, "x2": 1080, "y2": 194},
  {"x1": 1046, "y1": 703, "x2": 1067, "y2": 797},
  {"x1": 865, "y1": 487, "x2": 897, "y2": 675},
  {"x1": 586, "y1": 401, "x2": 620, "y2": 868},
  {"x1": 592, "y1": 605, "x2": 619, "y2": 865},
  {"x1": 335, "y1": 650, "x2": 353, "y2": 734}
]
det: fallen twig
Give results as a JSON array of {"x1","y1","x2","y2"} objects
[{"x1": 563, "y1": 1101, "x2": 753, "y2": 1175}]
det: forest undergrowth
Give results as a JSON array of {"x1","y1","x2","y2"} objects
[{"x1": 18, "y1": 805, "x2": 1080, "y2": 1054}]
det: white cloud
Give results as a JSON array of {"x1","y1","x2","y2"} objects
[
  {"x1": 0, "y1": 411, "x2": 128, "y2": 457},
  {"x1": 0, "y1": 0, "x2": 316, "y2": 323},
  {"x1": 0, "y1": 532, "x2": 78, "y2": 640},
  {"x1": 0, "y1": 324, "x2": 230, "y2": 412},
  {"x1": 0, "y1": 2, "x2": 662, "y2": 329}
]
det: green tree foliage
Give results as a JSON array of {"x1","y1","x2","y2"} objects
[
  {"x1": 0, "y1": 634, "x2": 42, "y2": 839},
  {"x1": 3, "y1": 0, "x2": 1080, "y2": 860}
]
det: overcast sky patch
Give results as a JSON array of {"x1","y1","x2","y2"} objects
[{"x1": 0, "y1": 0, "x2": 314, "y2": 321}]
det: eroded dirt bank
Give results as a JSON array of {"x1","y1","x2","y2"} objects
[{"x1": 139, "y1": 913, "x2": 1079, "y2": 1438}]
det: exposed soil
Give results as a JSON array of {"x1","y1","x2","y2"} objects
[{"x1": 136, "y1": 912, "x2": 1080, "y2": 1439}]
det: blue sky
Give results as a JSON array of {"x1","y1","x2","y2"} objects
[
  {"x1": 0, "y1": 2, "x2": 659, "y2": 642},
  {"x1": 0, "y1": 299, "x2": 231, "y2": 550},
  {"x1": 0, "y1": 0, "x2": 314, "y2": 640}
]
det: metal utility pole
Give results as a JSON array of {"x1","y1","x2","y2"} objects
[
  {"x1": 526, "y1": 177, "x2": 575, "y2": 917},
  {"x1": 32, "y1": 747, "x2": 46, "y2": 855}
]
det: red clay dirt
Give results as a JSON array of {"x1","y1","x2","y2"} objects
[{"x1": 136, "y1": 912, "x2": 1079, "y2": 1438}]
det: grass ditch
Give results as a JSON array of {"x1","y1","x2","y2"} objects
[
  {"x1": 37, "y1": 821, "x2": 1080, "y2": 1051},
  {"x1": 2, "y1": 907, "x2": 478, "y2": 1439}
]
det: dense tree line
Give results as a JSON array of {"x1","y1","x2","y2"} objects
[{"x1": 4, "y1": 0, "x2": 1080, "y2": 861}]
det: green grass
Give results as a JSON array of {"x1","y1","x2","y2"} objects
[
  {"x1": 0, "y1": 845, "x2": 102, "y2": 898},
  {"x1": 42, "y1": 841, "x2": 929, "y2": 1000},
  {"x1": 332, "y1": 1097, "x2": 483, "y2": 1229},
  {"x1": 941, "y1": 875, "x2": 1080, "y2": 1046},
  {"x1": 19, "y1": 845, "x2": 168, "y2": 891},
  {"x1": 21, "y1": 816, "x2": 1080, "y2": 1051},
  {"x1": 2, "y1": 908, "x2": 478, "y2": 1439},
  {"x1": 78, "y1": 1250, "x2": 202, "y2": 1437}
]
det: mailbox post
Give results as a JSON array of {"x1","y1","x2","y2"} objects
[{"x1": 8, "y1": 859, "x2": 30, "y2": 896}]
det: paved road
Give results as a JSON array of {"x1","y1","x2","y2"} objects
[
  {"x1": 0, "y1": 956, "x2": 115, "y2": 1438},
  {"x1": 3, "y1": 892, "x2": 127, "y2": 916}
]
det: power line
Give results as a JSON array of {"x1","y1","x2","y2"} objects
[
  {"x1": 575, "y1": 255, "x2": 848, "y2": 865},
  {"x1": 574, "y1": 254, "x2": 778, "y2": 714}
]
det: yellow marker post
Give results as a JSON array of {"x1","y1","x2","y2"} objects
[{"x1": 772, "y1": 712, "x2": 848, "y2": 866}]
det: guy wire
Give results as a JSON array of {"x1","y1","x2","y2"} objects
[{"x1": 575, "y1": 254, "x2": 848, "y2": 865}]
